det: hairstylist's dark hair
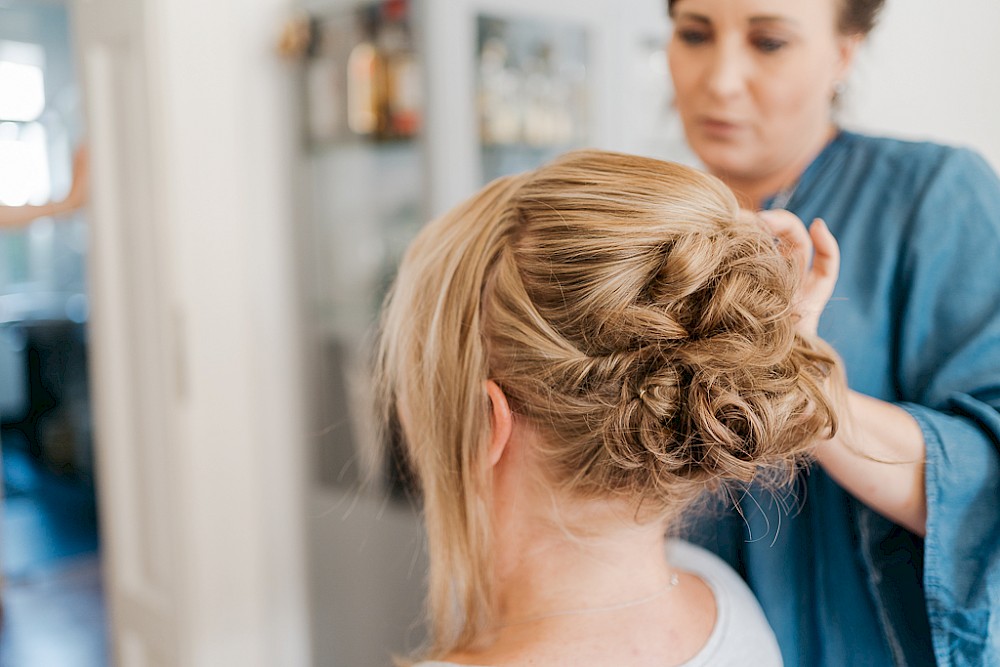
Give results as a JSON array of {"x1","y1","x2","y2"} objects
[
  {"x1": 836, "y1": 0, "x2": 885, "y2": 35},
  {"x1": 666, "y1": 0, "x2": 886, "y2": 36}
]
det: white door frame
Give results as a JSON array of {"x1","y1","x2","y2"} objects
[{"x1": 74, "y1": 0, "x2": 312, "y2": 663}]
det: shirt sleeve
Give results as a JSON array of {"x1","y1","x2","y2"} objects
[{"x1": 893, "y1": 148, "x2": 1000, "y2": 666}]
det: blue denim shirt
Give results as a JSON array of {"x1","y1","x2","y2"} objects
[{"x1": 686, "y1": 130, "x2": 1000, "y2": 667}]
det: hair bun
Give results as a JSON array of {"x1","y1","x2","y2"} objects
[
  {"x1": 591, "y1": 218, "x2": 830, "y2": 492},
  {"x1": 605, "y1": 344, "x2": 814, "y2": 492}
]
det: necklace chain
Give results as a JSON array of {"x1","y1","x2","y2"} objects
[
  {"x1": 496, "y1": 572, "x2": 681, "y2": 629},
  {"x1": 768, "y1": 178, "x2": 799, "y2": 210}
]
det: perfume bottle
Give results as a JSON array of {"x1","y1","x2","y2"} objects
[
  {"x1": 346, "y1": 8, "x2": 383, "y2": 137},
  {"x1": 380, "y1": 0, "x2": 422, "y2": 138}
]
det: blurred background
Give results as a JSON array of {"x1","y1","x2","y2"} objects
[{"x1": 0, "y1": 0, "x2": 997, "y2": 665}]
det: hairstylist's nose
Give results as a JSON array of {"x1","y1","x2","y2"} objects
[{"x1": 705, "y1": 42, "x2": 746, "y2": 100}]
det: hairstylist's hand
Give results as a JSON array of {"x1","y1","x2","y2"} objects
[{"x1": 758, "y1": 209, "x2": 840, "y2": 337}]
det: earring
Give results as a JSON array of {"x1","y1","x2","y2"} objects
[{"x1": 832, "y1": 80, "x2": 847, "y2": 105}]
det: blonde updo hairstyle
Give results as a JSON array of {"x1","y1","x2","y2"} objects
[{"x1": 376, "y1": 150, "x2": 839, "y2": 659}]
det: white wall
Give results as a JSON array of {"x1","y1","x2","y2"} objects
[{"x1": 844, "y1": 0, "x2": 1000, "y2": 171}]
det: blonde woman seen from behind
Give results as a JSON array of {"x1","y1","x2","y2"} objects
[{"x1": 377, "y1": 150, "x2": 841, "y2": 667}]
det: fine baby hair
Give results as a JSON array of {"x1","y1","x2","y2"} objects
[{"x1": 376, "y1": 149, "x2": 839, "y2": 658}]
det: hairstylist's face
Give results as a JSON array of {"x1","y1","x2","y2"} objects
[{"x1": 668, "y1": 0, "x2": 858, "y2": 190}]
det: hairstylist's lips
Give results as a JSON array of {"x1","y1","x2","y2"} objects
[{"x1": 700, "y1": 116, "x2": 745, "y2": 139}]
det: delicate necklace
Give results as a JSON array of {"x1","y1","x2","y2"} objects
[
  {"x1": 496, "y1": 572, "x2": 681, "y2": 629},
  {"x1": 768, "y1": 178, "x2": 799, "y2": 210}
]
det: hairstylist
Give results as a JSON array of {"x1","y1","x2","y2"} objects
[{"x1": 666, "y1": 1, "x2": 1000, "y2": 665}]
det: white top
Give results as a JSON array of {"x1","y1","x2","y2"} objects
[{"x1": 413, "y1": 539, "x2": 783, "y2": 667}]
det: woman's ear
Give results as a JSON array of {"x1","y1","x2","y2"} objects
[
  {"x1": 834, "y1": 33, "x2": 863, "y2": 83},
  {"x1": 485, "y1": 380, "x2": 513, "y2": 467}
]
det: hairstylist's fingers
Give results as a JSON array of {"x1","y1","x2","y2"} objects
[
  {"x1": 801, "y1": 218, "x2": 839, "y2": 317},
  {"x1": 758, "y1": 209, "x2": 811, "y2": 276},
  {"x1": 808, "y1": 218, "x2": 840, "y2": 287},
  {"x1": 794, "y1": 219, "x2": 841, "y2": 335}
]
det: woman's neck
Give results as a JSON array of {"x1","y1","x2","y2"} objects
[
  {"x1": 724, "y1": 123, "x2": 839, "y2": 209},
  {"x1": 488, "y1": 434, "x2": 676, "y2": 627},
  {"x1": 446, "y1": 509, "x2": 713, "y2": 666},
  {"x1": 493, "y1": 513, "x2": 675, "y2": 626},
  {"x1": 445, "y1": 426, "x2": 716, "y2": 666}
]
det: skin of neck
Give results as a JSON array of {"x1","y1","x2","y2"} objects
[
  {"x1": 489, "y1": 423, "x2": 675, "y2": 627},
  {"x1": 720, "y1": 121, "x2": 839, "y2": 209}
]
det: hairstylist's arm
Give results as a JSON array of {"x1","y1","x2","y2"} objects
[{"x1": 759, "y1": 209, "x2": 927, "y2": 537}]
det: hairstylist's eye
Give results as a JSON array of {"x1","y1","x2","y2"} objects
[
  {"x1": 752, "y1": 35, "x2": 788, "y2": 53},
  {"x1": 676, "y1": 28, "x2": 710, "y2": 46}
]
